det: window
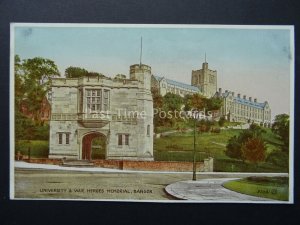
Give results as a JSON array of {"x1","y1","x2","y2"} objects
[
  {"x1": 118, "y1": 134, "x2": 123, "y2": 146},
  {"x1": 58, "y1": 132, "x2": 70, "y2": 145},
  {"x1": 118, "y1": 134, "x2": 129, "y2": 146},
  {"x1": 66, "y1": 133, "x2": 70, "y2": 145},
  {"x1": 86, "y1": 89, "x2": 102, "y2": 113},
  {"x1": 125, "y1": 134, "x2": 129, "y2": 145},
  {"x1": 58, "y1": 133, "x2": 63, "y2": 144},
  {"x1": 103, "y1": 90, "x2": 109, "y2": 111},
  {"x1": 147, "y1": 125, "x2": 150, "y2": 136}
]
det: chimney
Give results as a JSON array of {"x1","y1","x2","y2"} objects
[
  {"x1": 254, "y1": 98, "x2": 257, "y2": 103},
  {"x1": 249, "y1": 97, "x2": 252, "y2": 102},
  {"x1": 243, "y1": 95, "x2": 246, "y2": 99},
  {"x1": 238, "y1": 93, "x2": 241, "y2": 98},
  {"x1": 219, "y1": 88, "x2": 222, "y2": 94}
]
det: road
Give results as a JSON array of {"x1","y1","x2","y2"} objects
[{"x1": 14, "y1": 168, "x2": 288, "y2": 201}]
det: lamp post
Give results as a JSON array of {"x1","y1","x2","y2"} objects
[{"x1": 192, "y1": 117, "x2": 196, "y2": 181}]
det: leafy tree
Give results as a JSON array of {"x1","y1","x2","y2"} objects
[
  {"x1": 272, "y1": 114, "x2": 289, "y2": 152},
  {"x1": 22, "y1": 57, "x2": 60, "y2": 86},
  {"x1": 15, "y1": 55, "x2": 26, "y2": 110},
  {"x1": 206, "y1": 97, "x2": 223, "y2": 111},
  {"x1": 225, "y1": 135, "x2": 243, "y2": 159},
  {"x1": 15, "y1": 110, "x2": 36, "y2": 141},
  {"x1": 21, "y1": 57, "x2": 60, "y2": 123},
  {"x1": 114, "y1": 74, "x2": 126, "y2": 80},
  {"x1": 65, "y1": 66, "x2": 88, "y2": 78},
  {"x1": 241, "y1": 137, "x2": 266, "y2": 163},
  {"x1": 88, "y1": 71, "x2": 106, "y2": 77},
  {"x1": 218, "y1": 116, "x2": 226, "y2": 127},
  {"x1": 15, "y1": 55, "x2": 59, "y2": 144},
  {"x1": 152, "y1": 91, "x2": 164, "y2": 130},
  {"x1": 163, "y1": 93, "x2": 183, "y2": 111},
  {"x1": 184, "y1": 93, "x2": 206, "y2": 111},
  {"x1": 225, "y1": 127, "x2": 264, "y2": 160},
  {"x1": 249, "y1": 123, "x2": 266, "y2": 137}
]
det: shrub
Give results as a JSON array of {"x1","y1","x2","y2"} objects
[{"x1": 15, "y1": 140, "x2": 49, "y2": 158}]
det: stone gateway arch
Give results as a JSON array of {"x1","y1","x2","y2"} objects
[{"x1": 49, "y1": 64, "x2": 154, "y2": 161}]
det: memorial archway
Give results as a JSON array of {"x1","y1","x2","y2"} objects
[{"x1": 82, "y1": 132, "x2": 106, "y2": 160}]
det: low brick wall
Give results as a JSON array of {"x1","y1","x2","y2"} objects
[
  {"x1": 17, "y1": 158, "x2": 213, "y2": 172},
  {"x1": 92, "y1": 160, "x2": 205, "y2": 172},
  {"x1": 122, "y1": 160, "x2": 203, "y2": 172},
  {"x1": 92, "y1": 159, "x2": 123, "y2": 169},
  {"x1": 24, "y1": 158, "x2": 62, "y2": 165}
]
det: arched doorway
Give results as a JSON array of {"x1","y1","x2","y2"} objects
[{"x1": 82, "y1": 132, "x2": 106, "y2": 160}]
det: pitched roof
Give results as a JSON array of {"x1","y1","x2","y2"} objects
[
  {"x1": 153, "y1": 75, "x2": 199, "y2": 92},
  {"x1": 215, "y1": 91, "x2": 268, "y2": 109},
  {"x1": 233, "y1": 97, "x2": 267, "y2": 109}
]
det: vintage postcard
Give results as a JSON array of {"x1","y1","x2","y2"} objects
[{"x1": 10, "y1": 23, "x2": 294, "y2": 203}]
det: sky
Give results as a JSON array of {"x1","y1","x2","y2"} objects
[{"x1": 13, "y1": 24, "x2": 293, "y2": 120}]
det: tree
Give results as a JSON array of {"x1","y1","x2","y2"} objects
[
  {"x1": 22, "y1": 57, "x2": 60, "y2": 86},
  {"x1": 65, "y1": 66, "x2": 88, "y2": 78},
  {"x1": 206, "y1": 97, "x2": 223, "y2": 111},
  {"x1": 225, "y1": 135, "x2": 243, "y2": 159},
  {"x1": 163, "y1": 93, "x2": 183, "y2": 111},
  {"x1": 249, "y1": 123, "x2": 266, "y2": 137},
  {"x1": 241, "y1": 137, "x2": 266, "y2": 163},
  {"x1": 21, "y1": 57, "x2": 60, "y2": 123},
  {"x1": 15, "y1": 55, "x2": 26, "y2": 111},
  {"x1": 272, "y1": 114, "x2": 289, "y2": 152},
  {"x1": 114, "y1": 74, "x2": 126, "y2": 80},
  {"x1": 225, "y1": 127, "x2": 264, "y2": 160},
  {"x1": 218, "y1": 116, "x2": 226, "y2": 127},
  {"x1": 184, "y1": 93, "x2": 206, "y2": 111}
]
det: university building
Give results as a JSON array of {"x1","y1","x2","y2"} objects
[
  {"x1": 151, "y1": 61, "x2": 217, "y2": 98},
  {"x1": 48, "y1": 59, "x2": 272, "y2": 160},
  {"x1": 214, "y1": 88, "x2": 272, "y2": 126},
  {"x1": 49, "y1": 64, "x2": 153, "y2": 161}
]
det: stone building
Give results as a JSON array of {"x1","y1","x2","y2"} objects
[
  {"x1": 49, "y1": 64, "x2": 154, "y2": 161},
  {"x1": 151, "y1": 61, "x2": 217, "y2": 98},
  {"x1": 191, "y1": 61, "x2": 217, "y2": 98},
  {"x1": 214, "y1": 88, "x2": 272, "y2": 126},
  {"x1": 151, "y1": 75, "x2": 199, "y2": 97}
]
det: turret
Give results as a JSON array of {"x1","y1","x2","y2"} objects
[{"x1": 129, "y1": 64, "x2": 152, "y2": 90}]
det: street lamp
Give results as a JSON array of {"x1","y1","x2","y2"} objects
[
  {"x1": 192, "y1": 117, "x2": 196, "y2": 181},
  {"x1": 192, "y1": 111, "x2": 198, "y2": 181}
]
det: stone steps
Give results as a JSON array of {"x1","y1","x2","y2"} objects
[{"x1": 62, "y1": 159, "x2": 94, "y2": 167}]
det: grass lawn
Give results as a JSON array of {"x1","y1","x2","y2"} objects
[
  {"x1": 154, "y1": 128, "x2": 289, "y2": 172},
  {"x1": 223, "y1": 177, "x2": 289, "y2": 201},
  {"x1": 154, "y1": 129, "x2": 241, "y2": 158}
]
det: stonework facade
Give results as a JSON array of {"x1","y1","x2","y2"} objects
[
  {"x1": 151, "y1": 61, "x2": 217, "y2": 98},
  {"x1": 214, "y1": 88, "x2": 272, "y2": 126},
  {"x1": 191, "y1": 62, "x2": 217, "y2": 98},
  {"x1": 49, "y1": 64, "x2": 154, "y2": 161}
]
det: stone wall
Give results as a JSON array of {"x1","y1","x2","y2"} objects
[
  {"x1": 92, "y1": 159, "x2": 214, "y2": 172},
  {"x1": 20, "y1": 158, "x2": 214, "y2": 172}
]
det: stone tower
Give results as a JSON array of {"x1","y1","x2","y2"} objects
[
  {"x1": 129, "y1": 63, "x2": 154, "y2": 160},
  {"x1": 130, "y1": 64, "x2": 152, "y2": 91},
  {"x1": 191, "y1": 61, "x2": 217, "y2": 97}
]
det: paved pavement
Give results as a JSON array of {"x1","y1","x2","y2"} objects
[
  {"x1": 14, "y1": 161, "x2": 289, "y2": 202},
  {"x1": 165, "y1": 178, "x2": 283, "y2": 202},
  {"x1": 14, "y1": 161, "x2": 289, "y2": 176}
]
